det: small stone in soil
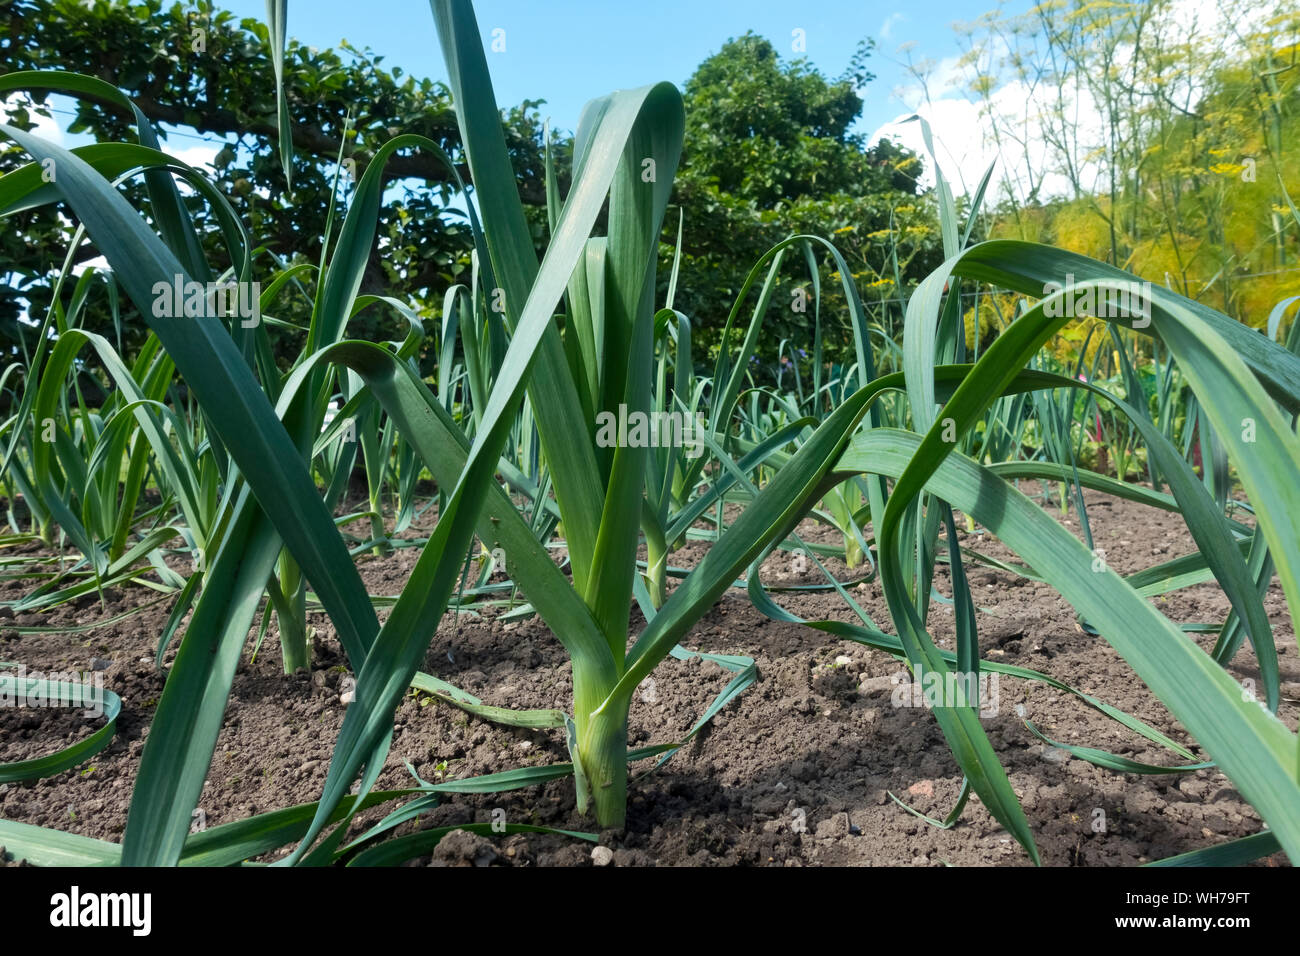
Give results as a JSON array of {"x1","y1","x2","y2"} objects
[
  {"x1": 907, "y1": 779, "x2": 935, "y2": 798},
  {"x1": 591, "y1": 846, "x2": 614, "y2": 866},
  {"x1": 857, "y1": 676, "x2": 893, "y2": 695}
]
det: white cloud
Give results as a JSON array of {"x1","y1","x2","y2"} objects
[
  {"x1": 872, "y1": 104, "x2": 995, "y2": 196},
  {"x1": 0, "y1": 95, "x2": 66, "y2": 147},
  {"x1": 167, "y1": 141, "x2": 221, "y2": 171},
  {"x1": 157, "y1": 140, "x2": 224, "y2": 196},
  {"x1": 880, "y1": 13, "x2": 905, "y2": 41}
]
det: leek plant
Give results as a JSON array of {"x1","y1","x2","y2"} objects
[
  {"x1": 633, "y1": 235, "x2": 880, "y2": 604},
  {"x1": 295, "y1": 0, "x2": 883, "y2": 832},
  {"x1": 0, "y1": 75, "x2": 244, "y2": 608},
  {"x1": 701, "y1": 237, "x2": 899, "y2": 576}
]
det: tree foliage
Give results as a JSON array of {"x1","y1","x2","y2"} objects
[
  {"x1": 956, "y1": 0, "x2": 1300, "y2": 346},
  {"x1": 668, "y1": 32, "x2": 940, "y2": 361},
  {"x1": 0, "y1": 0, "x2": 564, "y2": 368},
  {"x1": 1, "y1": 2, "x2": 939, "y2": 377}
]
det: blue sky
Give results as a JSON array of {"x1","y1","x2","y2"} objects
[{"x1": 214, "y1": 0, "x2": 1014, "y2": 165}]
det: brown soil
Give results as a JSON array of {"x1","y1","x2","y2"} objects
[{"x1": 0, "y1": 482, "x2": 1295, "y2": 867}]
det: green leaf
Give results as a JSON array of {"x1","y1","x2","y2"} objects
[{"x1": 0, "y1": 674, "x2": 121, "y2": 783}]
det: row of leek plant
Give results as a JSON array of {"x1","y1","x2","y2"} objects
[
  {"x1": 0, "y1": 63, "x2": 490, "y2": 673},
  {"x1": 742, "y1": 129, "x2": 1300, "y2": 863},
  {"x1": 0, "y1": 0, "x2": 885, "y2": 860}
]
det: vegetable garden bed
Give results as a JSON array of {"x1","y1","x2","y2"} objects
[{"x1": 2, "y1": 483, "x2": 1292, "y2": 866}]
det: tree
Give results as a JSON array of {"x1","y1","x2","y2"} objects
[
  {"x1": 956, "y1": 0, "x2": 1299, "y2": 331},
  {"x1": 667, "y1": 32, "x2": 941, "y2": 364},
  {"x1": 0, "y1": 0, "x2": 565, "y2": 370}
]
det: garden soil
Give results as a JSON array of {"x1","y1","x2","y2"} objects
[{"x1": 1, "y1": 482, "x2": 1294, "y2": 866}]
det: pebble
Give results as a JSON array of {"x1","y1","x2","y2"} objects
[
  {"x1": 815, "y1": 812, "x2": 851, "y2": 839},
  {"x1": 834, "y1": 655, "x2": 853, "y2": 667},
  {"x1": 908, "y1": 779, "x2": 935, "y2": 798},
  {"x1": 339, "y1": 676, "x2": 356, "y2": 706},
  {"x1": 591, "y1": 846, "x2": 614, "y2": 867},
  {"x1": 857, "y1": 676, "x2": 894, "y2": 695}
]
